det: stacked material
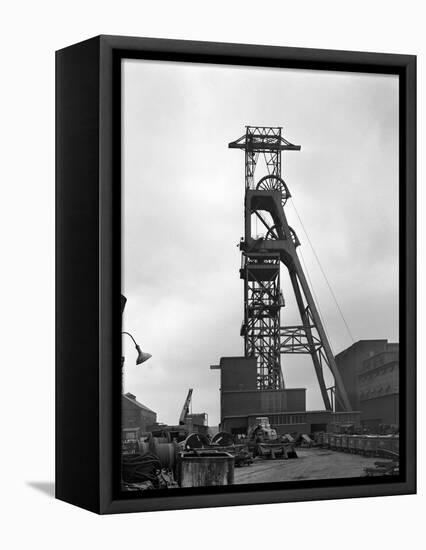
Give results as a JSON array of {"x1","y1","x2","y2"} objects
[{"x1": 320, "y1": 433, "x2": 399, "y2": 458}]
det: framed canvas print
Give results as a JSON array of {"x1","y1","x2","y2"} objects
[{"x1": 56, "y1": 35, "x2": 416, "y2": 514}]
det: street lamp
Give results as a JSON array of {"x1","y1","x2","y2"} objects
[{"x1": 122, "y1": 331, "x2": 152, "y2": 365}]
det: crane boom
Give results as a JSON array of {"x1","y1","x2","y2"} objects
[{"x1": 179, "y1": 388, "x2": 193, "y2": 425}]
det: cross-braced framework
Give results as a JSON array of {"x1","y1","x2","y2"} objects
[
  {"x1": 240, "y1": 253, "x2": 283, "y2": 390},
  {"x1": 229, "y1": 125, "x2": 300, "y2": 190},
  {"x1": 229, "y1": 126, "x2": 351, "y2": 410}
]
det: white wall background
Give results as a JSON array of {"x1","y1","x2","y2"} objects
[{"x1": 0, "y1": 1, "x2": 423, "y2": 548}]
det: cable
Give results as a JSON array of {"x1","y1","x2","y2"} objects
[
  {"x1": 290, "y1": 198, "x2": 355, "y2": 344},
  {"x1": 122, "y1": 452, "x2": 161, "y2": 484}
]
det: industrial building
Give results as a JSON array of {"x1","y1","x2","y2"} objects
[
  {"x1": 210, "y1": 126, "x2": 360, "y2": 436},
  {"x1": 213, "y1": 356, "x2": 360, "y2": 435},
  {"x1": 122, "y1": 392, "x2": 157, "y2": 431},
  {"x1": 335, "y1": 340, "x2": 399, "y2": 430}
]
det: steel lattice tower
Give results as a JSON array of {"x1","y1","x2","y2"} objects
[{"x1": 229, "y1": 126, "x2": 351, "y2": 410}]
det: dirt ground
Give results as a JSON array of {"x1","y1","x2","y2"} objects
[{"x1": 234, "y1": 447, "x2": 387, "y2": 484}]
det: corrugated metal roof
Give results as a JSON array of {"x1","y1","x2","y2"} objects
[{"x1": 122, "y1": 393, "x2": 156, "y2": 414}]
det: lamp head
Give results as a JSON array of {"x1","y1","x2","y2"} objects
[{"x1": 135, "y1": 344, "x2": 152, "y2": 365}]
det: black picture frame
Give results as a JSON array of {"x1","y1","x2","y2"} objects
[{"x1": 56, "y1": 35, "x2": 416, "y2": 514}]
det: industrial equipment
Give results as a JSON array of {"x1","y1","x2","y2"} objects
[
  {"x1": 229, "y1": 126, "x2": 351, "y2": 411},
  {"x1": 299, "y1": 434, "x2": 314, "y2": 447},
  {"x1": 179, "y1": 388, "x2": 193, "y2": 425},
  {"x1": 322, "y1": 432, "x2": 399, "y2": 458},
  {"x1": 122, "y1": 427, "x2": 142, "y2": 454},
  {"x1": 247, "y1": 416, "x2": 297, "y2": 459},
  {"x1": 247, "y1": 417, "x2": 278, "y2": 442},
  {"x1": 179, "y1": 451, "x2": 235, "y2": 487},
  {"x1": 210, "y1": 432, "x2": 253, "y2": 467}
]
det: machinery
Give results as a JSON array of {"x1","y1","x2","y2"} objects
[
  {"x1": 122, "y1": 427, "x2": 142, "y2": 455},
  {"x1": 229, "y1": 126, "x2": 351, "y2": 411},
  {"x1": 146, "y1": 388, "x2": 208, "y2": 444},
  {"x1": 247, "y1": 416, "x2": 297, "y2": 459},
  {"x1": 247, "y1": 417, "x2": 278, "y2": 442},
  {"x1": 179, "y1": 388, "x2": 193, "y2": 425}
]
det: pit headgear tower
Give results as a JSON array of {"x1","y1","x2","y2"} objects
[{"x1": 229, "y1": 126, "x2": 351, "y2": 411}]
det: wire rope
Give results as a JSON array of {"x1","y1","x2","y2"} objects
[{"x1": 290, "y1": 198, "x2": 355, "y2": 344}]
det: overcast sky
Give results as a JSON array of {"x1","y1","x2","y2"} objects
[{"x1": 122, "y1": 59, "x2": 399, "y2": 426}]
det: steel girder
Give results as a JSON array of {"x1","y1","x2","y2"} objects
[
  {"x1": 241, "y1": 254, "x2": 283, "y2": 390},
  {"x1": 229, "y1": 126, "x2": 352, "y2": 411}
]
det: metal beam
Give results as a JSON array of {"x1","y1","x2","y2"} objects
[{"x1": 230, "y1": 125, "x2": 352, "y2": 411}]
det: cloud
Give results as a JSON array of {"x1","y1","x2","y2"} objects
[{"x1": 122, "y1": 60, "x2": 398, "y2": 423}]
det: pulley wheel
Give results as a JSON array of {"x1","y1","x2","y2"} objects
[{"x1": 256, "y1": 174, "x2": 290, "y2": 205}]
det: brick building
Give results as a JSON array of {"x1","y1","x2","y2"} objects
[{"x1": 122, "y1": 392, "x2": 157, "y2": 431}]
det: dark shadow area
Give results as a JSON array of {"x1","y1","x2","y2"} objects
[{"x1": 27, "y1": 481, "x2": 55, "y2": 498}]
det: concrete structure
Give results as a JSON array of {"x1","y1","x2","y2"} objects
[
  {"x1": 335, "y1": 340, "x2": 399, "y2": 430},
  {"x1": 215, "y1": 356, "x2": 359, "y2": 435},
  {"x1": 122, "y1": 392, "x2": 157, "y2": 431}
]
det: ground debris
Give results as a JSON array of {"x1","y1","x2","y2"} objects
[
  {"x1": 157, "y1": 469, "x2": 179, "y2": 489},
  {"x1": 122, "y1": 452, "x2": 179, "y2": 489},
  {"x1": 122, "y1": 480, "x2": 155, "y2": 492},
  {"x1": 364, "y1": 460, "x2": 399, "y2": 477}
]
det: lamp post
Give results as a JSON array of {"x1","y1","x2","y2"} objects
[
  {"x1": 121, "y1": 331, "x2": 152, "y2": 366},
  {"x1": 120, "y1": 293, "x2": 152, "y2": 398},
  {"x1": 121, "y1": 331, "x2": 152, "y2": 398},
  {"x1": 120, "y1": 295, "x2": 152, "y2": 486}
]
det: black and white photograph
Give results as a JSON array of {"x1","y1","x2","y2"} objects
[
  {"x1": 120, "y1": 59, "x2": 401, "y2": 491},
  {"x1": 2, "y1": 0, "x2": 422, "y2": 544}
]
